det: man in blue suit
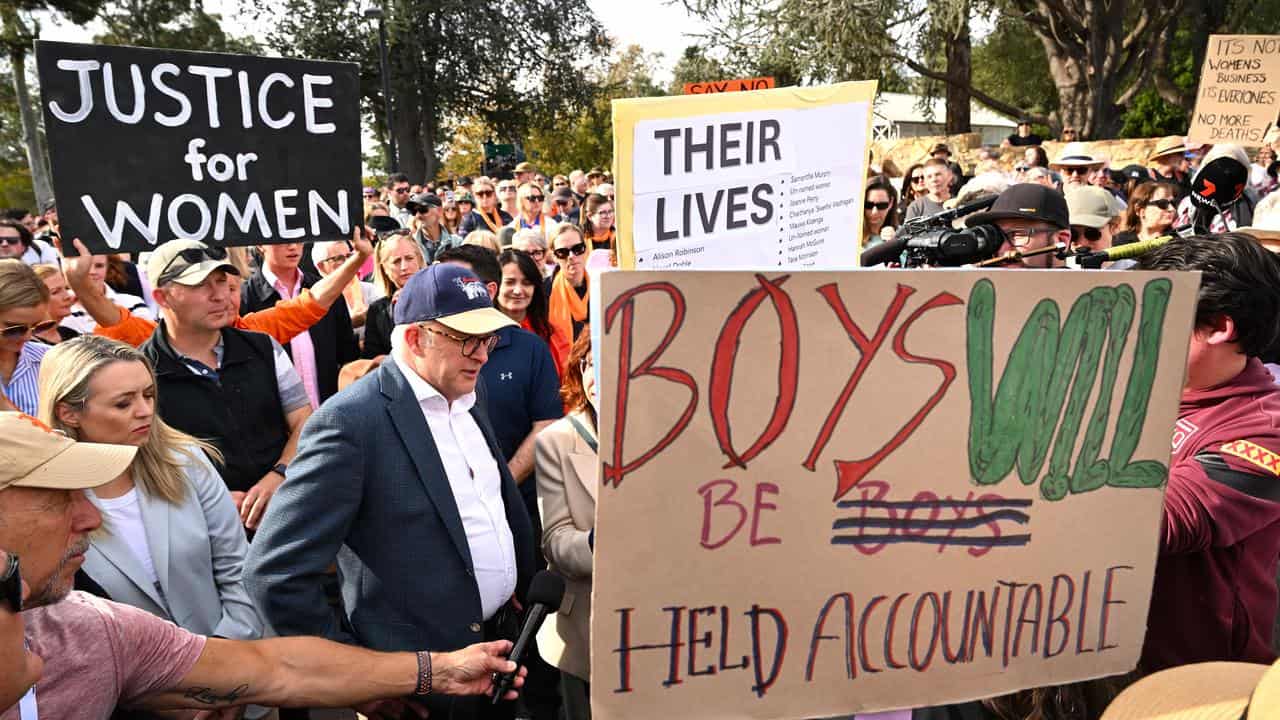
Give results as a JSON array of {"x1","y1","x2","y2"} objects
[{"x1": 245, "y1": 263, "x2": 536, "y2": 720}]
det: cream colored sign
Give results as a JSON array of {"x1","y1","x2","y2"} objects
[
  {"x1": 1189, "y1": 34, "x2": 1280, "y2": 147},
  {"x1": 591, "y1": 269, "x2": 1199, "y2": 719}
]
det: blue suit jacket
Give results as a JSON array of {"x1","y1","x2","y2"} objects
[{"x1": 244, "y1": 359, "x2": 535, "y2": 652}]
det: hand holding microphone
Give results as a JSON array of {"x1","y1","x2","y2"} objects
[{"x1": 491, "y1": 570, "x2": 566, "y2": 704}]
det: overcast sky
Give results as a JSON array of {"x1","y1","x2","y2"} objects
[{"x1": 37, "y1": 0, "x2": 709, "y2": 83}]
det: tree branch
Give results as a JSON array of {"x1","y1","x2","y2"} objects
[{"x1": 897, "y1": 53, "x2": 1053, "y2": 126}]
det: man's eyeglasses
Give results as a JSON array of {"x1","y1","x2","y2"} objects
[
  {"x1": 553, "y1": 242, "x2": 588, "y2": 260},
  {"x1": 1063, "y1": 166, "x2": 1091, "y2": 176},
  {"x1": 0, "y1": 235, "x2": 22, "y2": 246},
  {"x1": 393, "y1": 187, "x2": 411, "y2": 194},
  {"x1": 519, "y1": 247, "x2": 546, "y2": 259},
  {"x1": 156, "y1": 246, "x2": 228, "y2": 285},
  {"x1": 1002, "y1": 226, "x2": 1058, "y2": 248},
  {"x1": 474, "y1": 190, "x2": 495, "y2": 198},
  {"x1": 2, "y1": 319, "x2": 58, "y2": 339},
  {"x1": 1146, "y1": 198, "x2": 1176, "y2": 211},
  {"x1": 420, "y1": 325, "x2": 499, "y2": 358},
  {"x1": 319, "y1": 253, "x2": 352, "y2": 266},
  {"x1": 865, "y1": 201, "x2": 891, "y2": 211},
  {"x1": 553, "y1": 181, "x2": 568, "y2": 187}
]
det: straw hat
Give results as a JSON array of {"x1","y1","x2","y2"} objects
[
  {"x1": 1149, "y1": 135, "x2": 1188, "y2": 163},
  {"x1": 1051, "y1": 142, "x2": 1105, "y2": 168},
  {"x1": 1101, "y1": 660, "x2": 1280, "y2": 719}
]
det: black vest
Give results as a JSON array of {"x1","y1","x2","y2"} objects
[{"x1": 141, "y1": 323, "x2": 288, "y2": 493}]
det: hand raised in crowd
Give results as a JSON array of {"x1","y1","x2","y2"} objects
[
  {"x1": 239, "y1": 471, "x2": 285, "y2": 530},
  {"x1": 1, "y1": 549, "x2": 43, "y2": 710},
  {"x1": 350, "y1": 224, "x2": 375, "y2": 260}
]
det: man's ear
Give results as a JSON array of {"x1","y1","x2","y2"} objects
[
  {"x1": 151, "y1": 286, "x2": 169, "y2": 310},
  {"x1": 1200, "y1": 313, "x2": 1238, "y2": 347}
]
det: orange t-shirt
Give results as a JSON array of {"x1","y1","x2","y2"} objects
[{"x1": 94, "y1": 289, "x2": 329, "y2": 347}]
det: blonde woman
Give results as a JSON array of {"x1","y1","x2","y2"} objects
[
  {"x1": 507, "y1": 182, "x2": 552, "y2": 240},
  {"x1": 38, "y1": 335, "x2": 264, "y2": 671},
  {"x1": 362, "y1": 232, "x2": 424, "y2": 358},
  {"x1": 463, "y1": 229, "x2": 502, "y2": 254}
]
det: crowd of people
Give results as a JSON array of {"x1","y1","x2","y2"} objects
[{"x1": 2, "y1": 135, "x2": 1280, "y2": 720}]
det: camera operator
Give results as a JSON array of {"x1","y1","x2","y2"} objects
[{"x1": 964, "y1": 184, "x2": 1071, "y2": 269}]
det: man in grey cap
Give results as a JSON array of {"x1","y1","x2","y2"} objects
[
  {"x1": 140, "y1": 239, "x2": 312, "y2": 530},
  {"x1": 409, "y1": 191, "x2": 462, "y2": 263}
]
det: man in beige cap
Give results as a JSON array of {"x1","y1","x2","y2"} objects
[
  {"x1": 513, "y1": 161, "x2": 535, "y2": 186},
  {"x1": 1065, "y1": 185, "x2": 1121, "y2": 255},
  {"x1": 0, "y1": 411, "x2": 526, "y2": 719},
  {"x1": 1147, "y1": 135, "x2": 1191, "y2": 192}
]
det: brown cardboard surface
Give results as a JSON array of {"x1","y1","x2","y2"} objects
[
  {"x1": 1188, "y1": 35, "x2": 1280, "y2": 147},
  {"x1": 590, "y1": 269, "x2": 1200, "y2": 719}
]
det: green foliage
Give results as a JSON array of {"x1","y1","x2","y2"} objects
[
  {"x1": 970, "y1": 11, "x2": 1057, "y2": 116},
  {"x1": 1118, "y1": 88, "x2": 1189, "y2": 138},
  {"x1": 94, "y1": 0, "x2": 259, "y2": 53},
  {"x1": 670, "y1": 45, "x2": 727, "y2": 94}
]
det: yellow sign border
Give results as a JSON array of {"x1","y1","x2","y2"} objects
[{"x1": 611, "y1": 80, "x2": 878, "y2": 270}]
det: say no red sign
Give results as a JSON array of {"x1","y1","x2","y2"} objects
[{"x1": 683, "y1": 76, "x2": 777, "y2": 94}]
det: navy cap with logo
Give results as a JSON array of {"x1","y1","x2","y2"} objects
[
  {"x1": 393, "y1": 263, "x2": 516, "y2": 335},
  {"x1": 966, "y1": 183, "x2": 1071, "y2": 230}
]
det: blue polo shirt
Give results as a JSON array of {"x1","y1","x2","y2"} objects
[{"x1": 480, "y1": 326, "x2": 563, "y2": 502}]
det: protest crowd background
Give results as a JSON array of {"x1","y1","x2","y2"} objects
[{"x1": 3, "y1": 6, "x2": 1280, "y2": 720}]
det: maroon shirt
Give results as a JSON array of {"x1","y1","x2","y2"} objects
[{"x1": 1142, "y1": 358, "x2": 1280, "y2": 672}]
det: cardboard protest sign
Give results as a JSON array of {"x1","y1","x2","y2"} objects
[
  {"x1": 1188, "y1": 34, "x2": 1280, "y2": 146},
  {"x1": 683, "y1": 77, "x2": 777, "y2": 94},
  {"x1": 591, "y1": 269, "x2": 1199, "y2": 719},
  {"x1": 613, "y1": 81, "x2": 876, "y2": 270},
  {"x1": 36, "y1": 41, "x2": 360, "y2": 255}
]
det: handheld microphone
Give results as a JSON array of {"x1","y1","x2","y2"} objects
[
  {"x1": 491, "y1": 570, "x2": 565, "y2": 703},
  {"x1": 1070, "y1": 235, "x2": 1173, "y2": 268}
]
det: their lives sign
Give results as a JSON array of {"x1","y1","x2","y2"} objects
[
  {"x1": 591, "y1": 269, "x2": 1200, "y2": 719},
  {"x1": 612, "y1": 81, "x2": 876, "y2": 270},
  {"x1": 36, "y1": 41, "x2": 361, "y2": 254}
]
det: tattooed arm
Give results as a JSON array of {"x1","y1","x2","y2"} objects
[{"x1": 136, "y1": 636, "x2": 525, "y2": 711}]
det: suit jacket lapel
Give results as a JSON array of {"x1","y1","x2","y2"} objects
[
  {"x1": 379, "y1": 361, "x2": 474, "y2": 570},
  {"x1": 137, "y1": 486, "x2": 172, "y2": 607},
  {"x1": 87, "y1": 500, "x2": 168, "y2": 610}
]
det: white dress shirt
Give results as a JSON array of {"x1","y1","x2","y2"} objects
[
  {"x1": 262, "y1": 265, "x2": 320, "y2": 409},
  {"x1": 392, "y1": 352, "x2": 518, "y2": 619}
]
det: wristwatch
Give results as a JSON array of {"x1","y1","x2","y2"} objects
[
  {"x1": 1, "y1": 552, "x2": 22, "y2": 612},
  {"x1": 271, "y1": 463, "x2": 288, "y2": 477}
]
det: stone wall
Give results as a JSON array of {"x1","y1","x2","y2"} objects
[{"x1": 871, "y1": 133, "x2": 1164, "y2": 176}]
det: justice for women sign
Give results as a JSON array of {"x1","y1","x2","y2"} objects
[
  {"x1": 612, "y1": 81, "x2": 876, "y2": 270},
  {"x1": 590, "y1": 269, "x2": 1200, "y2": 719},
  {"x1": 36, "y1": 41, "x2": 361, "y2": 255}
]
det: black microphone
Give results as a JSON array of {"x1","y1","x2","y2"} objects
[{"x1": 491, "y1": 570, "x2": 565, "y2": 703}]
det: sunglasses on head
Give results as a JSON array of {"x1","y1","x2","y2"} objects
[
  {"x1": 1146, "y1": 198, "x2": 1176, "y2": 210},
  {"x1": 553, "y1": 242, "x2": 588, "y2": 259},
  {"x1": 2, "y1": 319, "x2": 58, "y2": 339},
  {"x1": 865, "y1": 201, "x2": 891, "y2": 211},
  {"x1": 156, "y1": 246, "x2": 228, "y2": 285}
]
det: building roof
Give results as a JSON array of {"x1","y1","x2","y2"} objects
[{"x1": 873, "y1": 92, "x2": 1017, "y2": 128}]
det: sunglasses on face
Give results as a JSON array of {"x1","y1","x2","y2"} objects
[
  {"x1": 553, "y1": 242, "x2": 588, "y2": 259},
  {"x1": 394, "y1": 187, "x2": 411, "y2": 194},
  {"x1": 474, "y1": 190, "x2": 495, "y2": 197},
  {"x1": 156, "y1": 246, "x2": 228, "y2": 285},
  {"x1": 0, "y1": 235, "x2": 22, "y2": 246},
  {"x1": 1146, "y1": 198, "x2": 1176, "y2": 210},
  {"x1": 2, "y1": 319, "x2": 58, "y2": 339},
  {"x1": 553, "y1": 181, "x2": 568, "y2": 187},
  {"x1": 865, "y1": 201, "x2": 891, "y2": 211},
  {"x1": 1014, "y1": 165, "x2": 1030, "y2": 173},
  {"x1": 910, "y1": 176, "x2": 924, "y2": 184},
  {"x1": 499, "y1": 186, "x2": 516, "y2": 193},
  {"x1": 527, "y1": 195, "x2": 544, "y2": 203},
  {"x1": 1071, "y1": 226, "x2": 1102, "y2": 244},
  {"x1": 1064, "y1": 166, "x2": 1091, "y2": 176},
  {"x1": 420, "y1": 325, "x2": 499, "y2": 358}
]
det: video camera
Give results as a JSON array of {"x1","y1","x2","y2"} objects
[{"x1": 862, "y1": 196, "x2": 1005, "y2": 267}]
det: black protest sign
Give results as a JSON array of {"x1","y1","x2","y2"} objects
[{"x1": 37, "y1": 41, "x2": 361, "y2": 255}]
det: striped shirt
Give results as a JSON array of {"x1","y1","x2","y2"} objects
[{"x1": 0, "y1": 341, "x2": 49, "y2": 415}]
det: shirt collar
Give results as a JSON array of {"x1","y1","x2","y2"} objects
[
  {"x1": 391, "y1": 349, "x2": 476, "y2": 413},
  {"x1": 261, "y1": 264, "x2": 302, "y2": 295}
]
